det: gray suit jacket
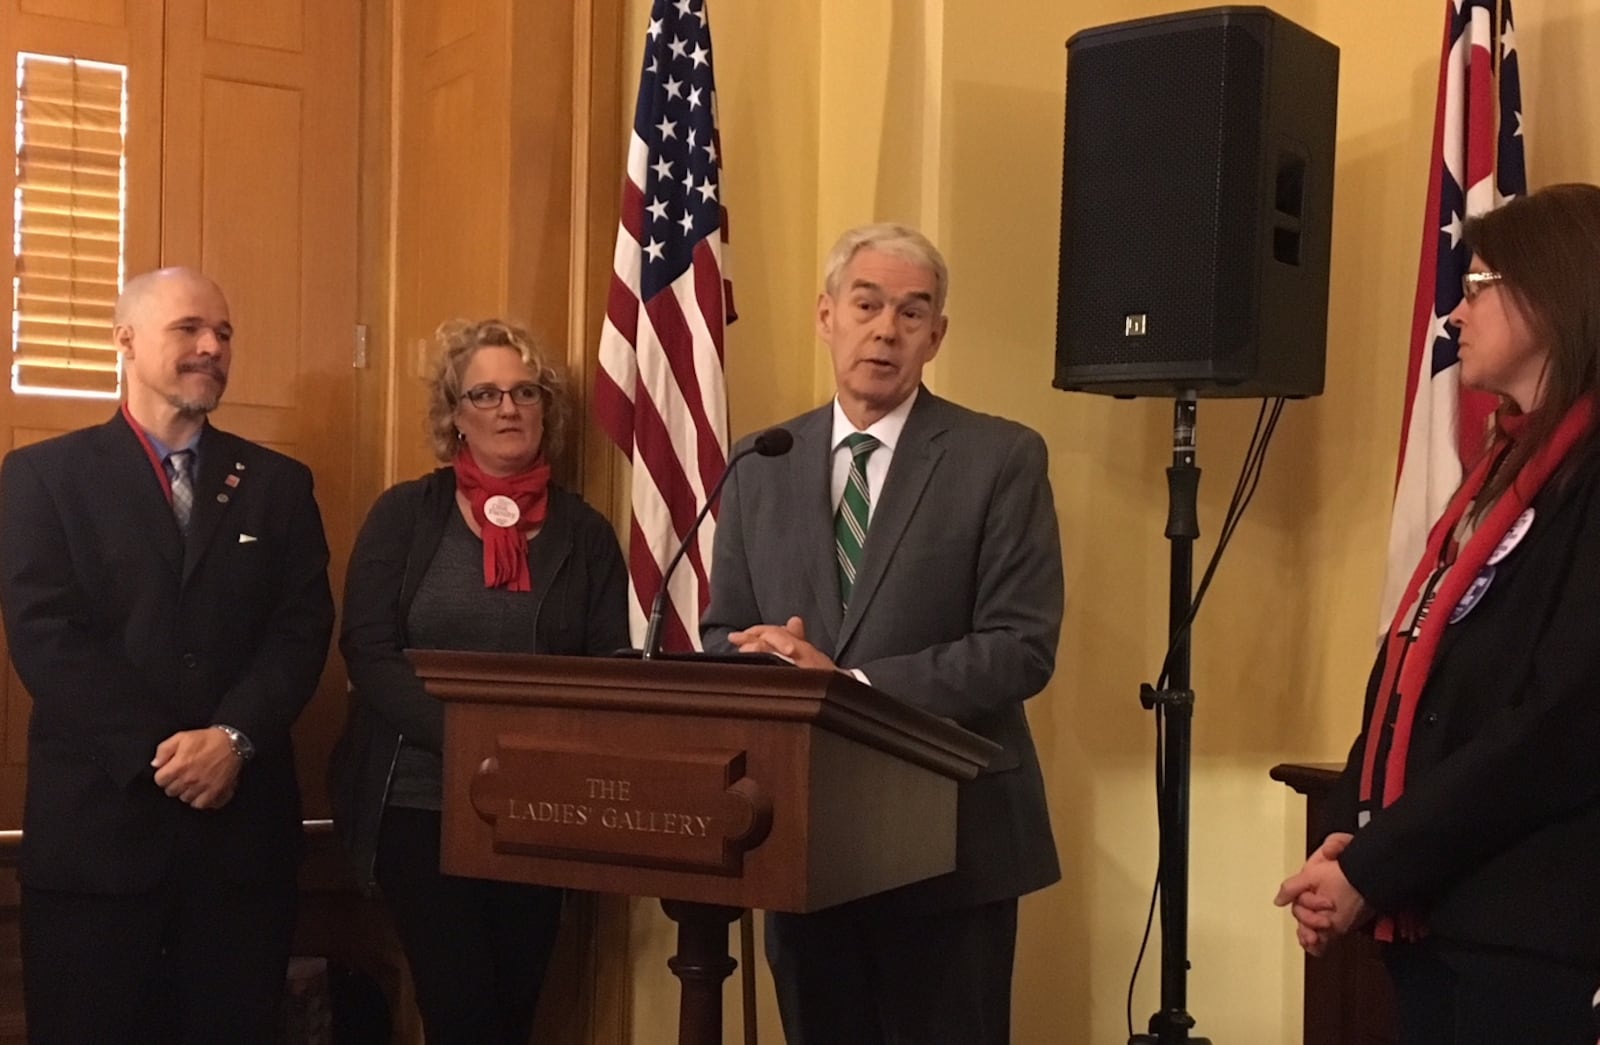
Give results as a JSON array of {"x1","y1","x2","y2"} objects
[{"x1": 703, "y1": 389, "x2": 1063, "y2": 914}]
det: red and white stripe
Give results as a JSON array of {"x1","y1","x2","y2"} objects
[
  {"x1": 1380, "y1": 1, "x2": 1509, "y2": 631},
  {"x1": 595, "y1": 130, "x2": 731, "y2": 652}
]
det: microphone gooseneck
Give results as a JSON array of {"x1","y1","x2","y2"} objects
[{"x1": 640, "y1": 427, "x2": 793, "y2": 659}]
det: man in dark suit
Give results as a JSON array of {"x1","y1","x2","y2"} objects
[
  {"x1": 0, "y1": 267, "x2": 334, "y2": 1044},
  {"x1": 702, "y1": 224, "x2": 1064, "y2": 1045}
]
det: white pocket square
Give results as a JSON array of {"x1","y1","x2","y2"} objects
[{"x1": 238, "y1": 533, "x2": 258, "y2": 544}]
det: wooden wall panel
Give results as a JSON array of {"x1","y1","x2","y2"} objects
[
  {"x1": 204, "y1": 0, "x2": 302, "y2": 51},
  {"x1": 416, "y1": 72, "x2": 501, "y2": 324},
  {"x1": 197, "y1": 79, "x2": 304, "y2": 411},
  {"x1": 416, "y1": 0, "x2": 477, "y2": 56},
  {"x1": 19, "y1": 0, "x2": 123, "y2": 24},
  {"x1": 507, "y1": 1, "x2": 577, "y2": 357},
  {"x1": 573, "y1": 0, "x2": 626, "y2": 514}
]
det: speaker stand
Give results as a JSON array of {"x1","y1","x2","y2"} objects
[{"x1": 1131, "y1": 394, "x2": 1212, "y2": 1045}]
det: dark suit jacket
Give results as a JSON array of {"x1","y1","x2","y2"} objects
[
  {"x1": 0, "y1": 411, "x2": 334, "y2": 894},
  {"x1": 1327, "y1": 436, "x2": 1600, "y2": 969},
  {"x1": 702, "y1": 389, "x2": 1064, "y2": 915}
]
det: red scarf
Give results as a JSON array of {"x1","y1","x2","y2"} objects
[
  {"x1": 1359, "y1": 394, "x2": 1596, "y2": 941},
  {"x1": 452, "y1": 445, "x2": 551, "y2": 591}
]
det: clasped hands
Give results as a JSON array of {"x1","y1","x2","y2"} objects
[
  {"x1": 728, "y1": 616, "x2": 837, "y2": 671},
  {"x1": 151, "y1": 728, "x2": 241, "y2": 810},
  {"x1": 1273, "y1": 831, "x2": 1371, "y2": 956}
]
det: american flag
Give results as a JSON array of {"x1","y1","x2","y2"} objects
[
  {"x1": 1379, "y1": 0, "x2": 1525, "y2": 630},
  {"x1": 595, "y1": 0, "x2": 734, "y2": 652}
]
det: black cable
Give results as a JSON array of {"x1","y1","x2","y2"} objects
[
  {"x1": 1157, "y1": 397, "x2": 1284, "y2": 689},
  {"x1": 1126, "y1": 397, "x2": 1286, "y2": 1033},
  {"x1": 1127, "y1": 703, "x2": 1165, "y2": 1039}
]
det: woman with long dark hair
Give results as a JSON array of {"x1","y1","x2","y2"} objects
[{"x1": 1277, "y1": 183, "x2": 1600, "y2": 1044}]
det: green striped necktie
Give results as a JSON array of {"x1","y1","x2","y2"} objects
[{"x1": 834, "y1": 432, "x2": 880, "y2": 608}]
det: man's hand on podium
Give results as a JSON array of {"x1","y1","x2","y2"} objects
[{"x1": 729, "y1": 616, "x2": 835, "y2": 670}]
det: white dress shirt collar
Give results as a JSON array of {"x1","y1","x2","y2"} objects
[{"x1": 830, "y1": 386, "x2": 918, "y2": 452}]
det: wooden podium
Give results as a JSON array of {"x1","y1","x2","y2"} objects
[{"x1": 412, "y1": 650, "x2": 998, "y2": 1045}]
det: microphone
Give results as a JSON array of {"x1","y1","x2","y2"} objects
[{"x1": 640, "y1": 427, "x2": 793, "y2": 659}]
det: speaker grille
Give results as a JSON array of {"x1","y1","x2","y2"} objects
[{"x1": 1060, "y1": 21, "x2": 1265, "y2": 373}]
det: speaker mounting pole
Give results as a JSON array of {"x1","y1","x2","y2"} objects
[{"x1": 1131, "y1": 392, "x2": 1212, "y2": 1045}]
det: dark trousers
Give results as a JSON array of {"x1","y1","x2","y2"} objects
[
  {"x1": 21, "y1": 864, "x2": 296, "y2": 1045},
  {"x1": 376, "y1": 806, "x2": 564, "y2": 1045},
  {"x1": 1383, "y1": 939, "x2": 1600, "y2": 1045},
  {"x1": 766, "y1": 896, "x2": 1019, "y2": 1045}
]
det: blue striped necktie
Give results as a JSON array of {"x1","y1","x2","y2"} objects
[{"x1": 834, "y1": 433, "x2": 880, "y2": 608}]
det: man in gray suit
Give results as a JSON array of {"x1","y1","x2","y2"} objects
[{"x1": 702, "y1": 224, "x2": 1064, "y2": 1045}]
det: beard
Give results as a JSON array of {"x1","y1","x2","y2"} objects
[
  {"x1": 167, "y1": 362, "x2": 227, "y2": 416},
  {"x1": 166, "y1": 390, "x2": 221, "y2": 417}
]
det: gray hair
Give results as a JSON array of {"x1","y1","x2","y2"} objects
[{"x1": 822, "y1": 223, "x2": 949, "y2": 314}]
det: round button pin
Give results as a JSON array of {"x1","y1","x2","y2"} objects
[
  {"x1": 1449, "y1": 564, "x2": 1495, "y2": 624},
  {"x1": 483, "y1": 495, "x2": 520, "y2": 528},
  {"x1": 1487, "y1": 507, "x2": 1534, "y2": 566}
]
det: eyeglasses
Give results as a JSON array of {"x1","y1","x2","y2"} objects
[
  {"x1": 1461, "y1": 271, "x2": 1505, "y2": 303},
  {"x1": 461, "y1": 383, "x2": 543, "y2": 410}
]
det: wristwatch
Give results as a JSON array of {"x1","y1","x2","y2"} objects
[{"x1": 212, "y1": 724, "x2": 256, "y2": 762}]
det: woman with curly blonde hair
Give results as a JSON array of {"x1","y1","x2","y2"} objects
[{"x1": 331, "y1": 319, "x2": 628, "y2": 1044}]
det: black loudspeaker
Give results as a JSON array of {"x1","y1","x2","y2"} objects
[{"x1": 1054, "y1": 6, "x2": 1339, "y2": 398}]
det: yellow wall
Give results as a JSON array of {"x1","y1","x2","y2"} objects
[{"x1": 621, "y1": 1, "x2": 1600, "y2": 1042}]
